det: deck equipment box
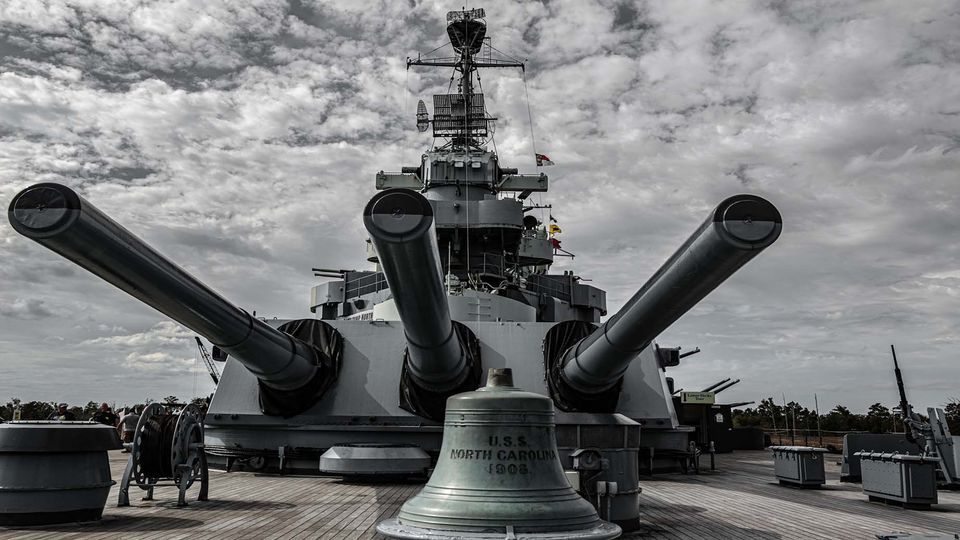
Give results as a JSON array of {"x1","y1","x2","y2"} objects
[
  {"x1": 840, "y1": 433, "x2": 915, "y2": 482},
  {"x1": 856, "y1": 451, "x2": 938, "y2": 508},
  {"x1": 771, "y1": 446, "x2": 828, "y2": 487}
]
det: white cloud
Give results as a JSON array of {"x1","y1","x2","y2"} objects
[
  {"x1": 0, "y1": 297, "x2": 55, "y2": 320},
  {"x1": 0, "y1": 0, "x2": 958, "y2": 412}
]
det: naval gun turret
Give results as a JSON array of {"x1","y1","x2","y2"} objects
[
  {"x1": 8, "y1": 183, "x2": 341, "y2": 417},
  {"x1": 551, "y1": 195, "x2": 781, "y2": 410}
]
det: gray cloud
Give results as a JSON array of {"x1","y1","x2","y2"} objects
[
  {"x1": 0, "y1": 0, "x2": 958, "y2": 412},
  {"x1": 0, "y1": 298, "x2": 55, "y2": 320}
]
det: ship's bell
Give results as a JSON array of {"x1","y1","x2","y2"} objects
[{"x1": 377, "y1": 368, "x2": 621, "y2": 539}]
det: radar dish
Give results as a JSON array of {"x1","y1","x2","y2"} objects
[
  {"x1": 416, "y1": 99, "x2": 429, "y2": 133},
  {"x1": 446, "y1": 13, "x2": 486, "y2": 55}
]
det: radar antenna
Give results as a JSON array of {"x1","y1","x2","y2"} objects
[
  {"x1": 407, "y1": 7, "x2": 524, "y2": 151},
  {"x1": 416, "y1": 99, "x2": 429, "y2": 133}
]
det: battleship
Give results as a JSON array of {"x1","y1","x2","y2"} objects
[
  {"x1": 3, "y1": 5, "x2": 786, "y2": 531},
  {"x1": 4, "y1": 6, "x2": 960, "y2": 540},
  {"x1": 9, "y1": 3, "x2": 777, "y2": 467}
]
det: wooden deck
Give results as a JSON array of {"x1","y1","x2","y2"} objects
[{"x1": 2, "y1": 450, "x2": 959, "y2": 539}]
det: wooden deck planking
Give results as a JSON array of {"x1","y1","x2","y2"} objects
[{"x1": 0, "y1": 450, "x2": 958, "y2": 539}]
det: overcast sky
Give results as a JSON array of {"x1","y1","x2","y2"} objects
[{"x1": 0, "y1": 0, "x2": 957, "y2": 414}]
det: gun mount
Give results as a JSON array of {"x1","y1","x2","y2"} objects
[
  {"x1": 892, "y1": 345, "x2": 920, "y2": 445},
  {"x1": 363, "y1": 189, "x2": 481, "y2": 419},
  {"x1": 889, "y1": 345, "x2": 960, "y2": 486},
  {"x1": 552, "y1": 194, "x2": 781, "y2": 410},
  {"x1": 8, "y1": 183, "x2": 341, "y2": 417}
]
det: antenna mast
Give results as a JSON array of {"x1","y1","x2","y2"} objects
[{"x1": 407, "y1": 8, "x2": 523, "y2": 151}]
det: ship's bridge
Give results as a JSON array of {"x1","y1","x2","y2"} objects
[
  {"x1": 423, "y1": 150, "x2": 496, "y2": 188},
  {"x1": 376, "y1": 151, "x2": 547, "y2": 200}
]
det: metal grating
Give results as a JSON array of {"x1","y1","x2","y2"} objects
[{"x1": 432, "y1": 94, "x2": 488, "y2": 137}]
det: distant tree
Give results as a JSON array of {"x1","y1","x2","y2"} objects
[
  {"x1": 782, "y1": 401, "x2": 809, "y2": 433},
  {"x1": 822, "y1": 405, "x2": 854, "y2": 431},
  {"x1": 189, "y1": 396, "x2": 208, "y2": 407},
  {"x1": 945, "y1": 400, "x2": 960, "y2": 434},
  {"x1": 866, "y1": 403, "x2": 892, "y2": 433},
  {"x1": 82, "y1": 401, "x2": 99, "y2": 420},
  {"x1": 19, "y1": 401, "x2": 55, "y2": 420},
  {"x1": 163, "y1": 395, "x2": 179, "y2": 405},
  {"x1": 732, "y1": 407, "x2": 766, "y2": 428},
  {"x1": 756, "y1": 398, "x2": 782, "y2": 424},
  {"x1": 4, "y1": 398, "x2": 22, "y2": 421}
]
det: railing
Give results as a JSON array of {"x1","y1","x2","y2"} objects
[
  {"x1": 525, "y1": 274, "x2": 573, "y2": 303},
  {"x1": 344, "y1": 272, "x2": 387, "y2": 299},
  {"x1": 342, "y1": 253, "x2": 506, "y2": 301},
  {"x1": 764, "y1": 429, "x2": 871, "y2": 450},
  {"x1": 473, "y1": 252, "x2": 505, "y2": 278}
]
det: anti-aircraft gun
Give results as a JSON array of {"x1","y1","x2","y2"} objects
[
  {"x1": 8, "y1": 183, "x2": 343, "y2": 418},
  {"x1": 890, "y1": 345, "x2": 960, "y2": 486}
]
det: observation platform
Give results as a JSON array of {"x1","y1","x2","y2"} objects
[{"x1": 1, "y1": 450, "x2": 959, "y2": 539}]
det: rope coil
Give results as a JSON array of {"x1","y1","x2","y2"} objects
[{"x1": 139, "y1": 414, "x2": 177, "y2": 478}]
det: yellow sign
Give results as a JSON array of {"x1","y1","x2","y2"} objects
[{"x1": 680, "y1": 391, "x2": 715, "y2": 405}]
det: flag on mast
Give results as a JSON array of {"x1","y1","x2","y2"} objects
[{"x1": 535, "y1": 153, "x2": 554, "y2": 166}]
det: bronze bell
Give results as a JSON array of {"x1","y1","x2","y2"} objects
[{"x1": 378, "y1": 368, "x2": 621, "y2": 539}]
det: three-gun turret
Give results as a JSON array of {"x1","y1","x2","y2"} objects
[{"x1": 8, "y1": 183, "x2": 340, "y2": 416}]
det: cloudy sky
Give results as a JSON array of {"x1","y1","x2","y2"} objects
[{"x1": 0, "y1": 0, "x2": 957, "y2": 414}]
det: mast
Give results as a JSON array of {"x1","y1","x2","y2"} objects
[{"x1": 407, "y1": 8, "x2": 523, "y2": 152}]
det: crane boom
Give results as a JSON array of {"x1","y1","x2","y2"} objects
[{"x1": 196, "y1": 336, "x2": 221, "y2": 385}]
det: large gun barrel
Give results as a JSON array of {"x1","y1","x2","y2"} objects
[
  {"x1": 701, "y1": 378, "x2": 732, "y2": 393},
  {"x1": 561, "y1": 194, "x2": 781, "y2": 394},
  {"x1": 363, "y1": 189, "x2": 468, "y2": 392},
  {"x1": 713, "y1": 379, "x2": 741, "y2": 394},
  {"x1": 8, "y1": 183, "x2": 322, "y2": 397},
  {"x1": 891, "y1": 345, "x2": 912, "y2": 419}
]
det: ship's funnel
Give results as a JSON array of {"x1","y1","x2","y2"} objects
[
  {"x1": 376, "y1": 368, "x2": 621, "y2": 539},
  {"x1": 8, "y1": 183, "x2": 338, "y2": 416},
  {"x1": 555, "y1": 194, "x2": 781, "y2": 406}
]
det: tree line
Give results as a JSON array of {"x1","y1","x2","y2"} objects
[
  {"x1": 0, "y1": 396, "x2": 208, "y2": 421},
  {"x1": 5, "y1": 395, "x2": 959, "y2": 435},
  {"x1": 733, "y1": 397, "x2": 960, "y2": 434}
]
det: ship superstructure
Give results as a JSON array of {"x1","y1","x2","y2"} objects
[{"x1": 311, "y1": 8, "x2": 605, "y2": 326}]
